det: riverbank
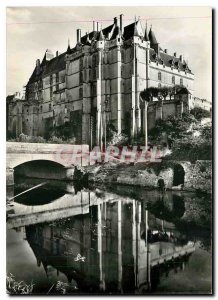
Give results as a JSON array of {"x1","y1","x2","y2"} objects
[{"x1": 83, "y1": 159, "x2": 212, "y2": 193}]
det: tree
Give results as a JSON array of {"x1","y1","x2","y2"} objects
[
  {"x1": 160, "y1": 86, "x2": 170, "y2": 101},
  {"x1": 190, "y1": 107, "x2": 211, "y2": 121}
]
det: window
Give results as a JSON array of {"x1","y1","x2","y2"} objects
[
  {"x1": 49, "y1": 103, "x2": 52, "y2": 111},
  {"x1": 56, "y1": 73, "x2": 59, "y2": 83},
  {"x1": 39, "y1": 79, "x2": 43, "y2": 89},
  {"x1": 40, "y1": 105, "x2": 42, "y2": 113},
  {"x1": 80, "y1": 57, "x2": 83, "y2": 68},
  {"x1": 158, "y1": 72, "x2": 162, "y2": 81},
  {"x1": 50, "y1": 74, "x2": 53, "y2": 86},
  {"x1": 56, "y1": 73, "x2": 59, "y2": 91},
  {"x1": 158, "y1": 83, "x2": 162, "y2": 89},
  {"x1": 92, "y1": 55, "x2": 96, "y2": 67},
  {"x1": 92, "y1": 85, "x2": 96, "y2": 96},
  {"x1": 79, "y1": 87, "x2": 83, "y2": 99},
  {"x1": 59, "y1": 74, "x2": 65, "y2": 83},
  {"x1": 92, "y1": 69, "x2": 96, "y2": 80},
  {"x1": 79, "y1": 72, "x2": 83, "y2": 84},
  {"x1": 50, "y1": 86, "x2": 53, "y2": 100},
  {"x1": 172, "y1": 76, "x2": 175, "y2": 84},
  {"x1": 180, "y1": 78, "x2": 183, "y2": 86},
  {"x1": 121, "y1": 51, "x2": 124, "y2": 61}
]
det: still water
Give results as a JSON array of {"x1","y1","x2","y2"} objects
[{"x1": 7, "y1": 178, "x2": 212, "y2": 295}]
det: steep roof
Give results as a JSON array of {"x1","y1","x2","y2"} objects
[
  {"x1": 123, "y1": 22, "x2": 135, "y2": 40},
  {"x1": 6, "y1": 95, "x2": 14, "y2": 102},
  {"x1": 98, "y1": 30, "x2": 105, "y2": 41},
  {"x1": 28, "y1": 52, "x2": 66, "y2": 84},
  {"x1": 81, "y1": 24, "x2": 114, "y2": 44},
  {"x1": 149, "y1": 48, "x2": 193, "y2": 74},
  {"x1": 144, "y1": 26, "x2": 149, "y2": 41},
  {"x1": 27, "y1": 19, "x2": 193, "y2": 85},
  {"x1": 148, "y1": 27, "x2": 158, "y2": 45}
]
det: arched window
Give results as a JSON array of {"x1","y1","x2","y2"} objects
[
  {"x1": 158, "y1": 72, "x2": 162, "y2": 81},
  {"x1": 172, "y1": 76, "x2": 175, "y2": 84}
]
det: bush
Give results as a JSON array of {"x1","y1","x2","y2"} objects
[
  {"x1": 148, "y1": 114, "x2": 196, "y2": 142},
  {"x1": 48, "y1": 136, "x2": 65, "y2": 144},
  {"x1": 7, "y1": 134, "x2": 77, "y2": 144},
  {"x1": 12, "y1": 133, "x2": 46, "y2": 143},
  {"x1": 190, "y1": 107, "x2": 211, "y2": 120},
  {"x1": 165, "y1": 138, "x2": 212, "y2": 161},
  {"x1": 6, "y1": 273, "x2": 34, "y2": 295}
]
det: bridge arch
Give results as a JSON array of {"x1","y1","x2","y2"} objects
[
  {"x1": 14, "y1": 159, "x2": 68, "y2": 181},
  {"x1": 173, "y1": 163, "x2": 185, "y2": 186},
  {"x1": 7, "y1": 153, "x2": 70, "y2": 170}
]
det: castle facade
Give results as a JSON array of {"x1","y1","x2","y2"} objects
[{"x1": 7, "y1": 15, "x2": 194, "y2": 146}]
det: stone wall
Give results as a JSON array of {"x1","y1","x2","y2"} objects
[
  {"x1": 182, "y1": 160, "x2": 212, "y2": 192},
  {"x1": 87, "y1": 160, "x2": 212, "y2": 193}
]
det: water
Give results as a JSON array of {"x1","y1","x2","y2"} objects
[{"x1": 6, "y1": 178, "x2": 212, "y2": 295}]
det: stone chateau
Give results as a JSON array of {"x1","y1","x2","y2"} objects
[{"x1": 7, "y1": 15, "x2": 195, "y2": 147}]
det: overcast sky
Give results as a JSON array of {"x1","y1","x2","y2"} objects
[{"x1": 6, "y1": 6, "x2": 212, "y2": 101}]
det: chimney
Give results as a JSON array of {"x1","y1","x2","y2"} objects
[
  {"x1": 45, "y1": 49, "x2": 54, "y2": 61},
  {"x1": 77, "y1": 29, "x2": 81, "y2": 43},
  {"x1": 114, "y1": 17, "x2": 118, "y2": 25},
  {"x1": 56, "y1": 51, "x2": 60, "y2": 57},
  {"x1": 97, "y1": 22, "x2": 99, "y2": 32},
  {"x1": 36, "y1": 59, "x2": 40, "y2": 67},
  {"x1": 36, "y1": 59, "x2": 41, "y2": 75},
  {"x1": 179, "y1": 54, "x2": 183, "y2": 62},
  {"x1": 120, "y1": 14, "x2": 124, "y2": 33},
  {"x1": 93, "y1": 21, "x2": 97, "y2": 32},
  {"x1": 174, "y1": 52, "x2": 177, "y2": 57},
  {"x1": 164, "y1": 49, "x2": 168, "y2": 54}
]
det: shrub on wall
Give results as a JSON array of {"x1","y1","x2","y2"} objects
[
  {"x1": 165, "y1": 138, "x2": 212, "y2": 161},
  {"x1": 190, "y1": 107, "x2": 211, "y2": 120}
]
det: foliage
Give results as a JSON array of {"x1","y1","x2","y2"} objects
[
  {"x1": 166, "y1": 137, "x2": 212, "y2": 161},
  {"x1": 46, "y1": 281, "x2": 78, "y2": 294},
  {"x1": 140, "y1": 85, "x2": 189, "y2": 104},
  {"x1": 190, "y1": 107, "x2": 211, "y2": 120},
  {"x1": 105, "y1": 122, "x2": 129, "y2": 146},
  {"x1": 148, "y1": 113, "x2": 196, "y2": 142},
  {"x1": 6, "y1": 273, "x2": 34, "y2": 295},
  {"x1": 7, "y1": 133, "x2": 77, "y2": 144},
  {"x1": 50, "y1": 123, "x2": 73, "y2": 140},
  {"x1": 200, "y1": 125, "x2": 212, "y2": 140},
  {"x1": 148, "y1": 107, "x2": 212, "y2": 161},
  {"x1": 48, "y1": 135, "x2": 65, "y2": 144},
  {"x1": 108, "y1": 131, "x2": 129, "y2": 146},
  {"x1": 8, "y1": 133, "x2": 46, "y2": 143}
]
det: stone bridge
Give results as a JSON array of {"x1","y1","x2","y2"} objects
[{"x1": 6, "y1": 142, "x2": 89, "y2": 185}]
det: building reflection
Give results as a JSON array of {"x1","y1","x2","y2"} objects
[{"x1": 24, "y1": 192, "x2": 195, "y2": 293}]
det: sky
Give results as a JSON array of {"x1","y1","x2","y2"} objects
[{"x1": 6, "y1": 6, "x2": 212, "y2": 101}]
